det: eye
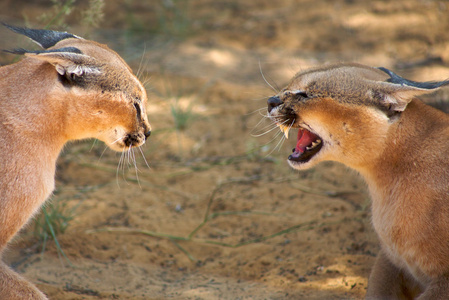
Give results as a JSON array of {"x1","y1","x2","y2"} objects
[
  {"x1": 284, "y1": 90, "x2": 309, "y2": 99},
  {"x1": 296, "y1": 91, "x2": 309, "y2": 98},
  {"x1": 133, "y1": 102, "x2": 141, "y2": 119},
  {"x1": 291, "y1": 90, "x2": 309, "y2": 98}
]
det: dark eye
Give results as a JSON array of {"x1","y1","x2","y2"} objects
[
  {"x1": 296, "y1": 91, "x2": 309, "y2": 98},
  {"x1": 133, "y1": 102, "x2": 142, "y2": 119},
  {"x1": 285, "y1": 90, "x2": 309, "y2": 99}
]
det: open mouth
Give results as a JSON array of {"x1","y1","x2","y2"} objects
[{"x1": 279, "y1": 125, "x2": 323, "y2": 163}]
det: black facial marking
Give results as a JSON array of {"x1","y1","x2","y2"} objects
[
  {"x1": 4, "y1": 47, "x2": 82, "y2": 55},
  {"x1": 123, "y1": 132, "x2": 144, "y2": 147},
  {"x1": 378, "y1": 67, "x2": 449, "y2": 90},
  {"x1": 133, "y1": 102, "x2": 142, "y2": 121},
  {"x1": 3, "y1": 23, "x2": 78, "y2": 49}
]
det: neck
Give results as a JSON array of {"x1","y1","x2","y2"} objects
[
  {"x1": 0, "y1": 59, "x2": 70, "y2": 247},
  {"x1": 0, "y1": 59, "x2": 67, "y2": 154},
  {"x1": 357, "y1": 100, "x2": 449, "y2": 204}
]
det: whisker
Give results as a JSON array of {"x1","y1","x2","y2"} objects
[
  {"x1": 136, "y1": 43, "x2": 147, "y2": 79},
  {"x1": 273, "y1": 119, "x2": 295, "y2": 153},
  {"x1": 274, "y1": 120, "x2": 294, "y2": 152},
  {"x1": 262, "y1": 129, "x2": 284, "y2": 153},
  {"x1": 131, "y1": 148, "x2": 142, "y2": 188},
  {"x1": 89, "y1": 138, "x2": 98, "y2": 152},
  {"x1": 251, "y1": 118, "x2": 289, "y2": 137},
  {"x1": 252, "y1": 118, "x2": 276, "y2": 133},
  {"x1": 245, "y1": 107, "x2": 269, "y2": 116},
  {"x1": 250, "y1": 94, "x2": 272, "y2": 102},
  {"x1": 98, "y1": 145, "x2": 109, "y2": 163},
  {"x1": 264, "y1": 70, "x2": 281, "y2": 93},
  {"x1": 116, "y1": 150, "x2": 124, "y2": 188},
  {"x1": 251, "y1": 120, "x2": 288, "y2": 137},
  {"x1": 265, "y1": 132, "x2": 286, "y2": 157},
  {"x1": 138, "y1": 146, "x2": 151, "y2": 170},
  {"x1": 250, "y1": 112, "x2": 274, "y2": 131},
  {"x1": 264, "y1": 128, "x2": 284, "y2": 146},
  {"x1": 121, "y1": 147, "x2": 131, "y2": 185},
  {"x1": 251, "y1": 109, "x2": 288, "y2": 128},
  {"x1": 126, "y1": 146, "x2": 131, "y2": 170},
  {"x1": 274, "y1": 135, "x2": 286, "y2": 152},
  {"x1": 111, "y1": 136, "x2": 123, "y2": 145},
  {"x1": 259, "y1": 60, "x2": 278, "y2": 93},
  {"x1": 259, "y1": 112, "x2": 288, "y2": 120}
]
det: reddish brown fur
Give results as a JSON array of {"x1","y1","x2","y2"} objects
[
  {"x1": 268, "y1": 63, "x2": 449, "y2": 299},
  {"x1": 0, "y1": 33, "x2": 150, "y2": 299}
]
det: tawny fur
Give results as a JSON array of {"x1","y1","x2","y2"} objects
[
  {"x1": 0, "y1": 26, "x2": 150, "y2": 299},
  {"x1": 267, "y1": 62, "x2": 449, "y2": 299}
]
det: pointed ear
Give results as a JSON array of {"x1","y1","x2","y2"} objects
[
  {"x1": 371, "y1": 67, "x2": 449, "y2": 112},
  {"x1": 25, "y1": 50, "x2": 101, "y2": 77},
  {"x1": 3, "y1": 23, "x2": 80, "y2": 49},
  {"x1": 370, "y1": 82, "x2": 439, "y2": 112}
]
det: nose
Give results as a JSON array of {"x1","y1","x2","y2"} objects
[
  {"x1": 267, "y1": 96, "x2": 282, "y2": 113},
  {"x1": 144, "y1": 130, "x2": 151, "y2": 140}
]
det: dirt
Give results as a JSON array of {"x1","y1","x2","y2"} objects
[{"x1": 1, "y1": 0, "x2": 449, "y2": 299}]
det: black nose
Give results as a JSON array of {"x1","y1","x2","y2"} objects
[
  {"x1": 144, "y1": 130, "x2": 151, "y2": 140},
  {"x1": 267, "y1": 96, "x2": 282, "y2": 113}
]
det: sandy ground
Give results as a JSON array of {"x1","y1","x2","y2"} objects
[{"x1": 1, "y1": 0, "x2": 449, "y2": 299}]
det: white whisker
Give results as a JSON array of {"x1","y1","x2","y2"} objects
[
  {"x1": 138, "y1": 146, "x2": 151, "y2": 170},
  {"x1": 131, "y1": 148, "x2": 141, "y2": 188},
  {"x1": 111, "y1": 136, "x2": 123, "y2": 145},
  {"x1": 273, "y1": 119, "x2": 295, "y2": 153},
  {"x1": 259, "y1": 60, "x2": 278, "y2": 93},
  {"x1": 89, "y1": 138, "x2": 98, "y2": 152},
  {"x1": 116, "y1": 150, "x2": 124, "y2": 188},
  {"x1": 251, "y1": 119, "x2": 289, "y2": 137},
  {"x1": 127, "y1": 147, "x2": 132, "y2": 168},
  {"x1": 250, "y1": 112, "x2": 274, "y2": 131},
  {"x1": 251, "y1": 123, "x2": 284, "y2": 137},
  {"x1": 245, "y1": 107, "x2": 269, "y2": 116},
  {"x1": 265, "y1": 132, "x2": 286, "y2": 157},
  {"x1": 250, "y1": 95, "x2": 271, "y2": 101},
  {"x1": 121, "y1": 147, "x2": 131, "y2": 185}
]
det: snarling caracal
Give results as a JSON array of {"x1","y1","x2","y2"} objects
[
  {"x1": 267, "y1": 62, "x2": 449, "y2": 299},
  {"x1": 0, "y1": 24, "x2": 151, "y2": 299}
]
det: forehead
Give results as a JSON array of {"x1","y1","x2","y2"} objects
[
  {"x1": 57, "y1": 38, "x2": 145, "y2": 98},
  {"x1": 282, "y1": 63, "x2": 392, "y2": 107},
  {"x1": 287, "y1": 63, "x2": 389, "y2": 90},
  {"x1": 57, "y1": 38, "x2": 131, "y2": 70}
]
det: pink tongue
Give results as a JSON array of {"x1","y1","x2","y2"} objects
[{"x1": 295, "y1": 129, "x2": 318, "y2": 153}]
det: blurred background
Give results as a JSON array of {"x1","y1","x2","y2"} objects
[{"x1": 1, "y1": 1, "x2": 448, "y2": 299}]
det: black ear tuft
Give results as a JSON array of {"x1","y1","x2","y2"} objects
[
  {"x1": 378, "y1": 67, "x2": 449, "y2": 90},
  {"x1": 4, "y1": 47, "x2": 82, "y2": 55},
  {"x1": 3, "y1": 23, "x2": 79, "y2": 49}
]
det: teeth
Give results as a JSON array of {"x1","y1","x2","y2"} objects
[
  {"x1": 306, "y1": 139, "x2": 322, "y2": 151},
  {"x1": 279, "y1": 125, "x2": 290, "y2": 139},
  {"x1": 283, "y1": 126, "x2": 290, "y2": 139}
]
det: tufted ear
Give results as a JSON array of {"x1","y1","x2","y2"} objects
[
  {"x1": 3, "y1": 23, "x2": 80, "y2": 49},
  {"x1": 24, "y1": 49, "x2": 101, "y2": 78},
  {"x1": 371, "y1": 67, "x2": 449, "y2": 112}
]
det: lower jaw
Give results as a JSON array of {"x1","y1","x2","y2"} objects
[
  {"x1": 287, "y1": 153, "x2": 318, "y2": 169},
  {"x1": 287, "y1": 159, "x2": 307, "y2": 169}
]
